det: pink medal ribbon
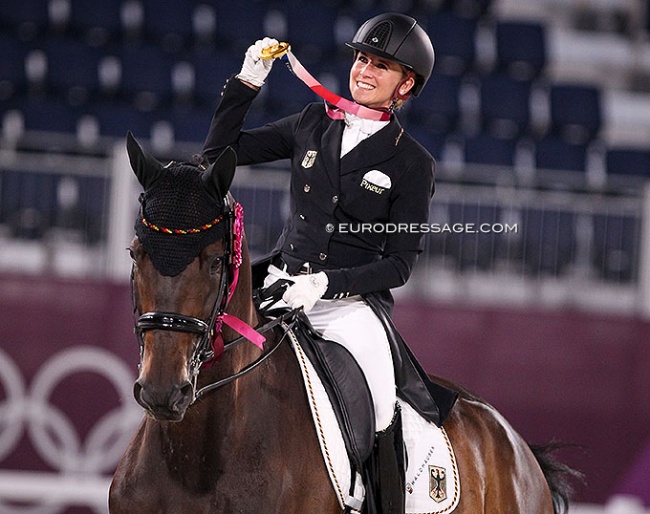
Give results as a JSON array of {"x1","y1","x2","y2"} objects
[{"x1": 263, "y1": 43, "x2": 391, "y2": 122}]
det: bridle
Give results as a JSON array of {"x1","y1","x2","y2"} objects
[{"x1": 131, "y1": 195, "x2": 297, "y2": 401}]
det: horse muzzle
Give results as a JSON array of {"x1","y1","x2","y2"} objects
[{"x1": 133, "y1": 379, "x2": 194, "y2": 421}]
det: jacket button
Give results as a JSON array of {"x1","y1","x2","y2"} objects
[
  {"x1": 303, "y1": 184, "x2": 311, "y2": 193},
  {"x1": 319, "y1": 253, "x2": 327, "y2": 261},
  {"x1": 331, "y1": 195, "x2": 339, "y2": 204},
  {"x1": 299, "y1": 214, "x2": 305, "y2": 220},
  {"x1": 325, "y1": 223, "x2": 334, "y2": 233}
]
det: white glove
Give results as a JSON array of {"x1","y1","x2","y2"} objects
[
  {"x1": 236, "y1": 37, "x2": 279, "y2": 88},
  {"x1": 283, "y1": 272, "x2": 329, "y2": 313}
]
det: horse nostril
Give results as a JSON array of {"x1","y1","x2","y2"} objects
[
  {"x1": 170, "y1": 382, "x2": 194, "y2": 411},
  {"x1": 133, "y1": 379, "x2": 150, "y2": 408},
  {"x1": 133, "y1": 379, "x2": 193, "y2": 419}
]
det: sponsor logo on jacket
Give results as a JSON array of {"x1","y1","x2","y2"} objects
[{"x1": 360, "y1": 169, "x2": 391, "y2": 195}]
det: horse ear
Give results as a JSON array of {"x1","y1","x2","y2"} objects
[
  {"x1": 126, "y1": 131, "x2": 165, "y2": 189},
  {"x1": 202, "y1": 146, "x2": 237, "y2": 201}
]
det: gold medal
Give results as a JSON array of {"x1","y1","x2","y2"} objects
[{"x1": 259, "y1": 42, "x2": 291, "y2": 60}]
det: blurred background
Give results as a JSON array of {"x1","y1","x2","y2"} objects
[{"x1": 0, "y1": 0, "x2": 649, "y2": 512}]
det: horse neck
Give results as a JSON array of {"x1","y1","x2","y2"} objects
[
  {"x1": 223, "y1": 234, "x2": 259, "y2": 339},
  {"x1": 198, "y1": 233, "x2": 263, "y2": 398}
]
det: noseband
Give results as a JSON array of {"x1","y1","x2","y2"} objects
[{"x1": 134, "y1": 265, "x2": 230, "y2": 377}]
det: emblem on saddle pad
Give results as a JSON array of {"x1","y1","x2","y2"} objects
[{"x1": 429, "y1": 465, "x2": 447, "y2": 503}]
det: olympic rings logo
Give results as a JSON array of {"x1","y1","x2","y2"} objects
[{"x1": 0, "y1": 345, "x2": 142, "y2": 512}]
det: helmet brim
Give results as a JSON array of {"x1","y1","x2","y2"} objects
[{"x1": 345, "y1": 41, "x2": 415, "y2": 71}]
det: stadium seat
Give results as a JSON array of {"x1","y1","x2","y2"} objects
[
  {"x1": 548, "y1": 83, "x2": 602, "y2": 144},
  {"x1": 76, "y1": 176, "x2": 109, "y2": 243},
  {"x1": 228, "y1": 185, "x2": 289, "y2": 259},
  {"x1": 265, "y1": 63, "x2": 321, "y2": 117},
  {"x1": 141, "y1": 0, "x2": 194, "y2": 51},
  {"x1": 51, "y1": 175, "x2": 108, "y2": 243},
  {"x1": 439, "y1": 0, "x2": 492, "y2": 19},
  {"x1": 286, "y1": 3, "x2": 338, "y2": 57},
  {"x1": 534, "y1": 135, "x2": 588, "y2": 173},
  {"x1": 24, "y1": 48, "x2": 48, "y2": 91},
  {"x1": 479, "y1": 73, "x2": 532, "y2": 138},
  {"x1": 168, "y1": 106, "x2": 214, "y2": 144},
  {"x1": 118, "y1": 42, "x2": 175, "y2": 108},
  {"x1": 445, "y1": 201, "x2": 500, "y2": 271},
  {"x1": 605, "y1": 146, "x2": 650, "y2": 178},
  {"x1": 43, "y1": 37, "x2": 103, "y2": 105},
  {"x1": 92, "y1": 100, "x2": 151, "y2": 138},
  {"x1": 494, "y1": 20, "x2": 547, "y2": 81},
  {"x1": 426, "y1": 12, "x2": 477, "y2": 76},
  {"x1": 592, "y1": 213, "x2": 640, "y2": 282},
  {"x1": 407, "y1": 126, "x2": 448, "y2": 161},
  {"x1": 190, "y1": 47, "x2": 241, "y2": 107},
  {"x1": 521, "y1": 208, "x2": 576, "y2": 275},
  {"x1": 214, "y1": 0, "x2": 267, "y2": 53},
  {"x1": 464, "y1": 132, "x2": 518, "y2": 167},
  {"x1": 409, "y1": 71, "x2": 462, "y2": 134},
  {"x1": 1, "y1": 170, "x2": 58, "y2": 239},
  {"x1": 0, "y1": 35, "x2": 29, "y2": 100},
  {"x1": 68, "y1": 0, "x2": 123, "y2": 45},
  {"x1": 19, "y1": 97, "x2": 80, "y2": 134},
  {"x1": 0, "y1": 0, "x2": 49, "y2": 39},
  {"x1": 192, "y1": 3, "x2": 217, "y2": 46}
]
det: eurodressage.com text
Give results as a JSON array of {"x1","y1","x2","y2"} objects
[{"x1": 336, "y1": 222, "x2": 519, "y2": 234}]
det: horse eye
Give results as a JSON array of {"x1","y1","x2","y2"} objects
[
  {"x1": 210, "y1": 256, "x2": 224, "y2": 274},
  {"x1": 127, "y1": 247, "x2": 137, "y2": 263}
]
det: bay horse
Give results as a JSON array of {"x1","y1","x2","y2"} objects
[{"x1": 109, "y1": 133, "x2": 576, "y2": 513}]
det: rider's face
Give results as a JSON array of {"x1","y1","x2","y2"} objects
[{"x1": 349, "y1": 51, "x2": 414, "y2": 109}]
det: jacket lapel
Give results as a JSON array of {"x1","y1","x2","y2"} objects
[
  {"x1": 320, "y1": 116, "x2": 345, "y2": 188},
  {"x1": 340, "y1": 117, "x2": 404, "y2": 176}
]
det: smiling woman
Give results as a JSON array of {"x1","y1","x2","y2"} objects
[
  {"x1": 348, "y1": 52, "x2": 415, "y2": 110},
  {"x1": 200, "y1": 13, "x2": 443, "y2": 512}
]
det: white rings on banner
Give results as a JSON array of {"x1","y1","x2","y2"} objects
[{"x1": 0, "y1": 346, "x2": 142, "y2": 513}]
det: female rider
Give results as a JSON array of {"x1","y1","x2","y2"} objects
[{"x1": 202, "y1": 13, "x2": 456, "y2": 514}]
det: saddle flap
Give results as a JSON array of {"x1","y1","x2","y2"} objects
[{"x1": 293, "y1": 315, "x2": 375, "y2": 469}]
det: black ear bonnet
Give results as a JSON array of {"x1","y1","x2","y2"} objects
[
  {"x1": 134, "y1": 162, "x2": 228, "y2": 276},
  {"x1": 126, "y1": 132, "x2": 237, "y2": 276}
]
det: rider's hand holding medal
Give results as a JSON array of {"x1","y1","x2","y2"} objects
[{"x1": 236, "y1": 37, "x2": 282, "y2": 88}]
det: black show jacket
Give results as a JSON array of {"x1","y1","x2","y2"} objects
[{"x1": 203, "y1": 77, "x2": 435, "y2": 305}]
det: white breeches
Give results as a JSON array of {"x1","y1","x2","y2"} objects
[{"x1": 265, "y1": 265, "x2": 397, "y2": 431}]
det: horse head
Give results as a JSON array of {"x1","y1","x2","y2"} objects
[{"x1": 126, "y1": 132, "x2": 244, "y2": 421}]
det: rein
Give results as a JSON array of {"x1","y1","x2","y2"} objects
[
  {"x1": 132, "y1": 196, "x2": 294, "y2": 401},
  {"x1": 194, "y1": 306, "x2": 298, "y2": 399}
]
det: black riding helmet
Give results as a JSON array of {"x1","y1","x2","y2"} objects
[{"x1": 346, "y1": 12, "x2": 435, "y2": 97}]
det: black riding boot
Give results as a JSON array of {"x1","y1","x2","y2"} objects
[{"x1": 363, "y1": 407, "x2": 406, "y2": 514}]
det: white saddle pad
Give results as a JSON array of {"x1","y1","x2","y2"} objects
[{"x1": 287, "y1": 327, "x2": 460, "y2": 513}]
